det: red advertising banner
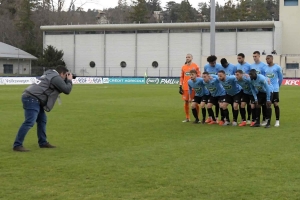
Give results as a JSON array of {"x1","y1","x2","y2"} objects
[{"x1": 282, "y1": 79, "x2": 300, "y2": 86}]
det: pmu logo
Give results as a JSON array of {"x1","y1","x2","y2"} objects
[
  {"x1": 243, "y1": 85, "x2": 249, "y2": 90},
  {"x1": 208, "y1": 87, "x2": 216, "y2": 92},
  {"x1": 185, "y1": 72, "x2": 191, "y2": 76},
  {"x1": 194, "y1": 87, "x2": 202, "y2": 92},
  {"x1": 255, "y1": 86, "x2": 263, "y2": 90},
  {"x1": 256, "y1": 70, "x2": 261, "y2": 74},
  {"x1": 266, "y1": 73, "x2": 275, "y2": 78},
  {"x1": 223, "y1": 85, "x2": 232, "y2": 89},
  {"x1": 146, "y1": 78, "x2": 159, "y2": 84}
]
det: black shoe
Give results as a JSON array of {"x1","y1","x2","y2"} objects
[
  {"x1": 251, "y1": 123, "x2": 261, "y2": 127},
  {"x1": 40, "y1": 143, "x2": 56, "y2": 148},
  {"x1": 193, "y1": 120, "x2": 201, "y2": 124},
  {"x1": 13, "y1": 146, "x2": 30, "y2": 152},
  {"x1": 201, "y1": 119, "x2": 205, "y2": 124},
  {"x1": 265, "y1": 124, "x2": 271, "y2": 128}
]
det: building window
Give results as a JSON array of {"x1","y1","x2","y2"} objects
[
  {"x1": 120, "y1": 61, "x2": 126, "y2": 68},
  {"x1": 284, "y1": 0, "x2": 298, "y2": 6},
  {"x1": 286, "y1": 63, "x2": 299, "y2": 69},
  {"x1": 90, "y1": 61, "x2": 96, "y2": 68},
  {"x1": 3, "y1": 64, "x2": 13, "y2": 74},
  {"x1": 152, "y1": 61, "x2": 158, "y2": 68}
]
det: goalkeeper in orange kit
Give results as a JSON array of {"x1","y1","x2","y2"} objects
[{"x1": 179, "y1": 54, "x2": 201, "y2": 122}]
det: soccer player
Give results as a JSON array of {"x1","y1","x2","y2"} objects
[
  {"x1": 236, "y1": 53, "x2": 251, "y2": 74},
  {"x1": 188, "y1": 69, "x2": 210, "y2": 124},
  {"x1": 235, "y1": 70, "x2": 257, "y2": 127},
  {"x1": 202, "y1": 72, "x2": 226, "y2": 125},
  {"x1": 179, "y1": 54, "x2": 201, "y2": 122},
  {"x1": 219, "y1": 58, "x2": 237, "y2": 75},
  {"x1": 236, "y1": 53, "x2": 252, "y2": 124},
  {"x1": 265, "y1": 55, "x2": 283, "y2": 127},
  {"x1": 217, "y1": 70, "x2": 243, "y2": 126},
  {"x1": 204, "y1": 55, "x2": 222, "y2": 75},
  {"x1": 204, "y1": 55, "x2": 222, "y2": 122},
  {"x1": 251, "y1": 51, "x2": 268, "y2": 125},
  {"x1": 251, "y1": 51, "x2": 268, "y2": 75},
  {"x1": 249, "y1": 69, "x2": 273, "y2": 128}
]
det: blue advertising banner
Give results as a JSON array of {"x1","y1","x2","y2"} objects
[{"x1": 103, "y1": 77, "x2": 145, "y2": 84}]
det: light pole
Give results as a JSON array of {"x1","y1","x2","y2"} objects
[
  {"x1": 210, "y1": 0, "x2": 216, "y2": 55},
  {"x1": 15, "y1": 48, "x2": 20, "y2": 75},
  {"x1": 18, "y1": 48, "x2": 19, "y2": 74}
]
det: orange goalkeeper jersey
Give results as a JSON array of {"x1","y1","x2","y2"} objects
[{"x1": 180, "y1": 62, "x2": 201, "y2": 90}]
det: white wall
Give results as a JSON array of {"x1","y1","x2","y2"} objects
[
  {"x1": 280, "y1": 0, "x2": 300, "y2": 54},
  {"x1": 75, "y1": 34, "x2": 104, "y2": 76},
  {"x1": 45, "y1": 35, "x2": 74, "y2": 71},
  {"x1": 202, "y1": 32, "x2": 210, "y2": 57},
  {"x1": 216, "y1": 32, "x2": 237, "y2": 56},
  {"x1": 274, "y1": 22, "x2": 282, "y2": 55},
  {"x1": 44, "y1": 30, "x2": 278, "y2": 77},
  {"x1": 169, "y1": 33, "x2": 201, "y2": 77},
  {"x1": 106, "y1": 34, "x2": 135, "y2": 76},
  {"x1": 237, "y1": 32, "x2": 273, "y2": 55},
  {"x1": 137, "y1": 33, "x2": 168, "y2": 76}
]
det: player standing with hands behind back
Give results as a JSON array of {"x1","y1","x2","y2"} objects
[
  {"x1": 265, "y1": 55, "x2": 283, "y2": 127},
  {"x1": 179, "y1": 54, "x2": 200, "y2": 122}
]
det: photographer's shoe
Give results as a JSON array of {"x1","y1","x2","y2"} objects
[
  {"x1": 40, "y1": 143, "x2": 56, "y2": 148},
  {"x1": 13, "y1": 146, "x2": 29, "y2": 152}
]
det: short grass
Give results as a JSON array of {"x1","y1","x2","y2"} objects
[{"x1": 0, "y1": 85, "x2": 300, "y2": 200}]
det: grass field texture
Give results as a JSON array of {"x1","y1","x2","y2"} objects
[{"x1": 0, "y1": 85, "x2": 300, "y2": 200}]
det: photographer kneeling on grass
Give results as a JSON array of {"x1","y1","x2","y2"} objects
[{"x1": 13, "y1": 65, "x2": 73, "y2": 152}]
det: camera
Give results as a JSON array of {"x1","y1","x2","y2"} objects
[{"x1": 67, "y1": 73, "x2": 77, "y2": 79}]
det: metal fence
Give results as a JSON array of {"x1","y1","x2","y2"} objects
[
  {"x1": 13, "y1": 66, "x2": 181, "y2": 77},
  {"x1": 1, "y1": 66, "x2": 300, "y2": 78}
]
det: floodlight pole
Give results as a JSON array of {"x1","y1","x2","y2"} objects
[
  {"x1": 210, "y1": 0, "x2": 216, "y2": 55},
  {"x1": 18, "y1": 48, "x2": 20, "y2": 74}
]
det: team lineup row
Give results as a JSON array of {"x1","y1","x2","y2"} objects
[{"x1": 179, "y1": 51, "x2": 283, "y2": 128}]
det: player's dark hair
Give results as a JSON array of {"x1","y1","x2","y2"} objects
[
  {"x1": 190, "y1": 69, "x2": 197, "y2": 74},
  {"x1": 220, "y1": 58, "x2": 228, "y2": 65},
  {"x1": 236, "y1": 69, "x2": 244, "y2": 74},
  {"x1": 237, "y1": 53, "x2": 245, "y2": 58},
  {"x1": 55, "y1": 65, "x2": 69, "y2": 74},
  {"x1": 253, "y1": 51, "x2": 260, "y2": 55},
  {"x1": 249, "y1": 69, "x2": 257, "y2": 74},
  {"x1": 207, "y1": 55, "x2": 217, "y2": 63},
  {"x1": 218, "y1": 70, "x2": 225, "y2": 74},
  {"x1": 202, "y1": 72, "x2": 209, "y2": 75},
  {"x1": 267, "y1": 55, "x2": 273, "y2": 58}
]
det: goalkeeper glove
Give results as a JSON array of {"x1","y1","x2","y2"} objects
[{"x1": 179, "y1": 85, "x2": 184, "y2": 95}]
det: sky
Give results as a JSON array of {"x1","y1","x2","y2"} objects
[{"x1": 65, "y1": 0, "x2": 225, "y2": 11}]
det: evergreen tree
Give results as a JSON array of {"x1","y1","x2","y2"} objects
[
  {"x1": 16, "y1": 0, "x2": 40, "y2": 55},
  {"x1": 248, "y1": 0, "x2": 269, "y2": 21},
  {"x1": 130, "y1": 0, "x2": 150, "y2": 23},
  {"x1": 147, "y1": 0, "x2": 161, "y2": 12},
  {"x1": 37, "y1": 45, "x2": 65, "y2": 68},
  {"x1": 165, "y1": 1, "x2": 180, "y2": 22},
  {"x1": 178, "y1": 0, "x2": 195, "y2": 22},
  {"x1": 198, "y1": 2, "x2": 210, "y2": 22}
]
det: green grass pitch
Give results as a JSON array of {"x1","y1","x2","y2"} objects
[{"x1": 1, "y1": 85, "x2": 300, "y2": 200}]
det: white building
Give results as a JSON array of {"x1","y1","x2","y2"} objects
[
  {"x1": 0, "y1": 42, "x2": 37, "y2": 75},
  {"x1": 40, "y1": 0, "x2": 300, "y2": 77}
]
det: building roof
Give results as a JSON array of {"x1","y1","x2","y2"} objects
[
  {"x1": 40, "y1": 21, "x2": 276, "y2": 31},
  {"x1": 0, "y1": 42, "x2": 37, "y2": 60}
]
